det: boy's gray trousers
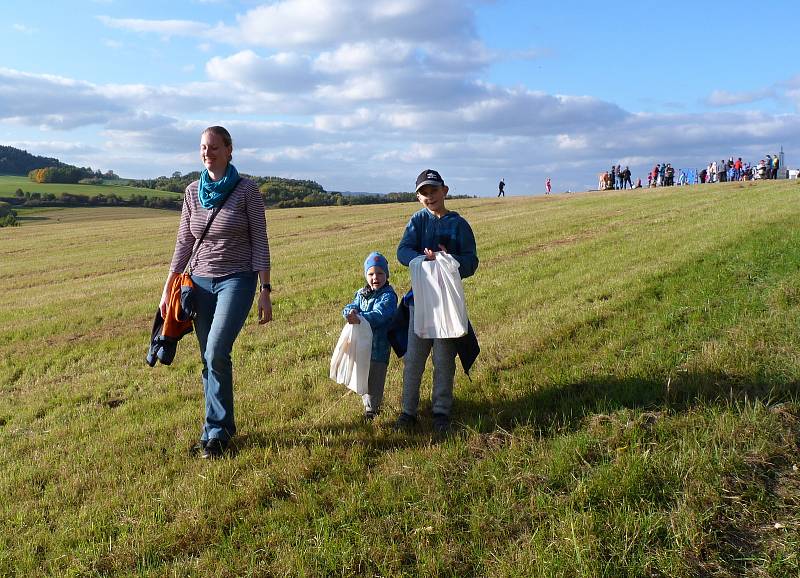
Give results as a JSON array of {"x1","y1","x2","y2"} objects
[{"x1": 401, "y1": 306, "x2": 458, "y2": 417}]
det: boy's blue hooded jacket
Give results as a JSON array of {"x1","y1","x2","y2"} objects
[
  {"x1": 342, "y1": 283, "x2": 398, "y2": 363},
  {"x1": 397, "y1": 209, "x2": 478, "y2": 280}
]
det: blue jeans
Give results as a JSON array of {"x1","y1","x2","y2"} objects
[{"x1": 191, "y1": 271, "x2": 257, "y2": 442}]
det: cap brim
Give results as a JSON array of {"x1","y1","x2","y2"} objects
[{"x1": 415, "y1": 180, "x2": 444, "y2": 192}]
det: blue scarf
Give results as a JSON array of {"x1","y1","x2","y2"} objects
[{"x1": 198, "y1": 163, "x2": 240, "y2": 209}]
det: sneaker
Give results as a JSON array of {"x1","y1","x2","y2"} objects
[
  {"x1": 393, "y1": 412, "x2": 417, "y2": 431},
  {"x1": 189, "y1": 439, "x2": 207, "y2": 456},
  {"x1": 363, "y1": 410, "x2": 377, "y2": 422},
  {"x1": 432, "y1": 413, "x2": 451, "y2": 435},
  {"x1": 201, "y1": 438, "x2": 227, "y2": 459}
]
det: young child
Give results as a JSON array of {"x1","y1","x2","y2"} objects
[
  {"x1": 395, "y1": 169, "x2": 479, "y2": 434},
  {"x1": 342, "y1": 252, "x2": 398, "y2": 421}
]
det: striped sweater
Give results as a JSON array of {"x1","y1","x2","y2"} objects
[{"x1": 169, "y1": 178, "x2": 270, "y2": 277}]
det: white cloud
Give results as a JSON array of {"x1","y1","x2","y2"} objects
[
  {"x1": 556, "y1": 134, "x2": 588, "y2": 150},
  {"x1": 8, "y1": 140, "x2": 97, "y2": 154},
  {"x1": 229, "y1": 0, "x2": 474, "y2": 48},
  {"x1": 315, "y1": 74, "x2": 390, "y2": 102},
  {"x1": 261, "y1": 142, "x2": 355, "y2": 163},
  {"x1": 232, "y1": 0, "x2": 342, "y2": 47},
  {"x1": 206, "y1": 50, "x2": 318, "y2": 93},
  {"x1": 313, "y1": 108, "x2": 376, "y2": 131},
  {"x1": 96, "y1": 15, "x2": 209, "y2": 37},
  {"x1": 0, "y1": 68, "x2": 125, "y2": 129},
  {"x1": 706, "y1": 88, "x2": 775, "y2": 107},
  {"x1": 13, "y1": 23, "x2": 37, "y2": 34},
  {"x1": 314, "y1": 41, "x2": 415, "y2": 74}
]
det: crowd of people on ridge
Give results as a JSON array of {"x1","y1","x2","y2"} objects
[
  {"x1": 598, "y1": 153, "x2": 782, "y2": 191},
  {"x1": 598, "y1": 165, "x2": 637, "y2": 190}
]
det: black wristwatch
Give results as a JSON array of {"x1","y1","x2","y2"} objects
[{"x1": 260, "y1": 283, "x2": 272, "y2": 292}]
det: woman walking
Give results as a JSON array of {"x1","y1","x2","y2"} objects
[{"x1": 160, "y1": 126, "x2": 272, "y2": 459}]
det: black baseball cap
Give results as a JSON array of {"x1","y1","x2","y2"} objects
[{"x1": 415, "y1": 169, "x2": 445, "y2": 192}]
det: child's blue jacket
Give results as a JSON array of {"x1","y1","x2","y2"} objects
[
  {"x1": 342, "y1": 283, "x2": 398, "y2": 363},
  {"x1": 397, "y1": 209, "x2": 478, "y2": 279}
]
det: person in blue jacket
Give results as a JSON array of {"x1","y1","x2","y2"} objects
[
  {"x1": 342, "y1": 252, "x2": 398, "y2": 421},
  {"x1": 394, "y1": 169, "x2": 479, "y2": 435}
]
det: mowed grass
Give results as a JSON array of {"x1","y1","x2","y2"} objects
[
  {"x1": 0, "y1": 174, "x2": 182, "y2": 200},
  {"x1": 1, "y1": 181, "x2": 799, "y2": 576}
]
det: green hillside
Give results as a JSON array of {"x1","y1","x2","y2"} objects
[
  {"x1": 0, "y1": 174, "x2": 183, "y2": 200},
  {"x1": 1, "y1": 181, "x2": 798, "y2": 575}
]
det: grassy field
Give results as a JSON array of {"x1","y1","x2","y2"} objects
[
  {"x1": 0, "y1": 174, "x2": 182, "y2": 200},
  {"x1": 1, "y1": 181, "x2": 799, "y2": 576}
]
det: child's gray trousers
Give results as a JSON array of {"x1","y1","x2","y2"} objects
[
  {"x1": 401, "y1": 305, "x2": 458, "y2": 417},
  {"x1": 362, "y1": 361, "x2": 388, "y2": 413}
]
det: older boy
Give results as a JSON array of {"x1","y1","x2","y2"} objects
[{"x1": 394, "y1": 169, "x2": 478, "y2": 434}]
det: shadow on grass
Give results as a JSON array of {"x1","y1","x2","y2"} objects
[
  {"x1": 457, "y1": 370, "x2": 800, "y2": 434},
  {"x1": 231, "y1": 371, "x2": 799, "y2": 456},
  {"x1": 14, "y1": 215, "x2": 50, "y2": 222},
  {"x1": 231, "y1": 417, "x2": 445, "y2": 456}
]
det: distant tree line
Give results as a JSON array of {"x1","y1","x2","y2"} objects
[
  {"x1": 3, "y1": 146, "x2": 474, "y2": 213},
  {"x1": 27, "y1": 166, "x2": 118, "y2": 184},
  {"x1": 1, "y1": 189, "x2": 181, "y2": 210},
  {"x1": 129, "y1": 172, "x2": 202, "y2": 193},
  {"x1": 128, "y1": 171, "x2": 472, "y2": 208},
  {"x1": 28, "y1": 166, "x2": 88, "y2": 184},
  {"x1": 129, "y1": 172, "x2": 328, "y2": 201},
  {"x1": 2, "y1": 186, "x2": 472, "y2": 214}
]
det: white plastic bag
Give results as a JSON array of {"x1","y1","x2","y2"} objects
[
  {"x1": 329, "y1": 315, "x2": 373, "y2": 394},
  {"x1": 410, "y1": 252, "x2": 469, "y2": 339}
]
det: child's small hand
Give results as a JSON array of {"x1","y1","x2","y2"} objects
[
  {"x1": 346, "y1": 310, "x2": 361, "y2": 324},
  {"x1": 423, "y1": 245, "x2": 448, "y2": 260}
]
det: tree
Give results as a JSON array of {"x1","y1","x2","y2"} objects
[{"x1": 28, "y1": 165, "x2": 88, "y2": 184}]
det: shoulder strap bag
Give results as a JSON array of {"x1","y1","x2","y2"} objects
[{"x1": 178, "y1": 178, "x2": 241, "y2": 319}]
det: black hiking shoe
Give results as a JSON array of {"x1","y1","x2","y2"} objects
[
  {"x1": 432, "y1": 413, "x2": 451, "y2": 436},
  {"x1": 393, "y1": 412, "x2": 417, "y2": 431},
  {"x1": 201, "y1": 438, "x2": 227, "y2": 459},
  {"x1": 189, "y1": 439, "x2": 207, "y2": 456},
  {"x1": 363, "y1": 410, "x2": 377, "y2": 423}
]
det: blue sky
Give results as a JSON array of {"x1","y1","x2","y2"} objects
[{"x1": 2, "y1": 0, "x2": 799, "y2": 195}]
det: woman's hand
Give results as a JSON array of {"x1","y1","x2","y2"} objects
[
  {"x1": 258, "y1": 290, "x2": 272, "y2": 324},
  {"x1": 160, "y1": 272, "x2": 179, "y2": 318},
  {"x1": 159, "y1": 292, "x2": 168, "y2": 318},
  {"x1": 345, "y1": 310, "x2": 361, "y2": 324}
]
